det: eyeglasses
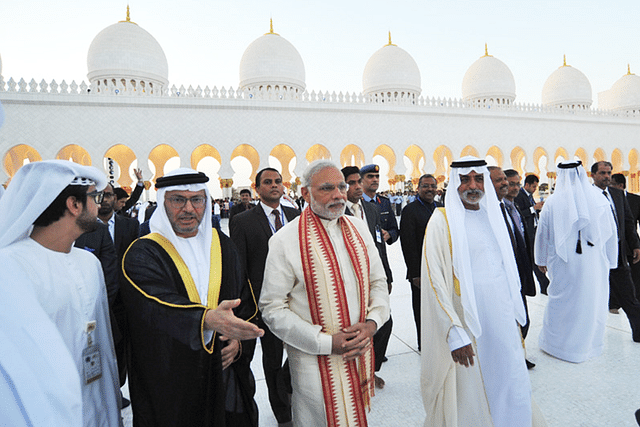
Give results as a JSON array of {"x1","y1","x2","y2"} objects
[
  {"x1": 419, "y1": 184, "x2": 438, "y2": 189},
  {"x1": 86, "y1": 190, "x2": 104, "y2": 204},
  {"x1": 102, "y1": 192, "x2": 115, "y2": 199},
  {"x1": 166, "y1": 196, "x2": 207, "y2": 209},
  {"x1": 315, "y1": 183, "x2": 348, "y2": 193}
]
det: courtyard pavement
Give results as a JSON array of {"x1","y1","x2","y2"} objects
[{"x1": 122, "y1": 217, "x2": 640, "y2": 426}]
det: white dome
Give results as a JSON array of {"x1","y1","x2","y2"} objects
[
  {"x1": 604, "y1": 71, "x2": 640, "y2": 112},
  {"x1": 462, "y1": 49, "x2": 516, "y2": 103},
  {"x1": 362, "y1": 40, "x2": 421, "y2": 97},
  {"x1": 542, "y1": 61, "x2": 592, "y2": 108},
  {"x1": 87, "y1": 16, "x2": 168, "y2": 91},
  {"x1": 239, "y1": 26, "x2": 305, "y2": 92}
]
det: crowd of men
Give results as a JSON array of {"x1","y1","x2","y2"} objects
[{"x1": 3, "y1": 150, "x2": 640, "y2": 426}]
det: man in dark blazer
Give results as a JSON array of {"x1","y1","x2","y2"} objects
[
  {"x1": 230, "y1": 167, "x2": 300, "y2": 426},
  {"x1": 515, "y1": 173, "x2": 550, "y2": 294},
  {"x1": 97, "y1": 183, "x2": 140, "y2": 396},
  {"x1": 360, "y1": 164, "x2": 399, "y2": 245},
  {"x1": 592, "y1": 161, "x2": 640, "y2": 342},
  {"x1": 399, "y1": 173, "x2": 442, "y2": 351},
  {"x1": 114, "y1": 167, "x2": 145, "y2": 216},
  {"x1": 494, "y1": 168, "x2": 537, "y2": 369},
  {"x1": 229, "y1": 188, "x2": 254, "y2": 222},
  {"x1": 612, "y1": 173, "x2": 640, "y2": 300},
  {"x1": 342, "y1": 166, "x2": 393, "y2": 389}
]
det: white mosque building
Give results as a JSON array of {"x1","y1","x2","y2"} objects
[{"x1": 2, "y1": 8, "x2": 640, "y2": 198}]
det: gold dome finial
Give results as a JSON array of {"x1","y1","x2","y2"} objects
[
  {"x1": 483, "y1": 43, "x2": 492, "y2": 57},
  {"x1": 385, "y1": 31, "x2": 396, "y2": 46},
  {"x1": 628, "y1": 64, "x2": 633, "y2": 75},
  {"x1": 119, "y1": 4, "x2": 137, "y2": 25},
  {"x1": 563, "y1": 55, "x2": 566, "y2": 66},
  {"x1": 265, "y1": 18, "x2": 279, "y2": 35}
]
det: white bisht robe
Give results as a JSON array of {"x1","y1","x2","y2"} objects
[
  {"x1": 0, "y1": 239, "x2": 122, "y2": 427},
  {"x1": 421, "y1": 209, "x2": 546, "y2": 427},
  {"x1": 535, "y1": 193, "x2": 618, "y2": 363},
  {"x1": 259, "y1": 215, "x2": 390, "y2": 427}
]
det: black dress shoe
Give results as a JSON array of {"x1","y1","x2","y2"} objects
[
  {"x1": 526, "y1": 359, "x2": 536, "y2": 370},
  {"x1": 635, "y1": 408, "x2": 640, "y2": 425}
]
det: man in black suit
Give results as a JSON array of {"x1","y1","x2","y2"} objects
[
  {"x1": 230, "y1": 167, "x2": 300, "y2": 426},
  {"x1": 342, "y1": 166, "x2": 393, "y2": 389},
  {"x1": 492, "y1": 167, "x2": 536, "y2": 369},
  {"x1": 360, "y1": 164, "x2": 399, "y2": 245},
  {"x1": 612, "y1": 173, "x2": 640, "y2": 300},
  {"x1": 515, "y1": 173, "x2": 550, "y2": 294},
  {"x1": 592, "y1": 161, "x2": 640, "y2": 342},
  {"x1": 98, "y1": 183, "x2": 141, "y2": 395},
  {"x1": 229, "y1": 188, "x2": 254, "y2": 222},
  {"x1": 399, "y1": 173, "x2": 442, "y2": 351}
]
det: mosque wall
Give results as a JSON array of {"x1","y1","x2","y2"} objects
[{"x1": 2, "y1": 91, "x2": 640, "y2": 193}]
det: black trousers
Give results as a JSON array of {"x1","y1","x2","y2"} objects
[
  {"x1": 410, "y1": 281, "x2": 421, "y2": 351},
  {"x1": 243, "y1": 318, "x2": 292, "y2": 424},
  {"x1": 609, "y1": 266, "x2": 640, "y2": 342},
  {"x1": 373, "y1": 316, "x2": 393, "y2": 372}
]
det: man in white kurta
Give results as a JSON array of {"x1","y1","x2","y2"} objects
[
  {"x1": 421, "y1": 157, "x2": 545, "y2": 427},
  {"x1": 535, "y1": 161, "x2": 617, "y2": 362},
  {"x1": 260, "y1": 160, "x2": 390, "y2": 427},
  {"x1": 0, "y1": 160, "x2": 122, "y2": 427}
]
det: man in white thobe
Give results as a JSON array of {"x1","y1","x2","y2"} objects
[
  {"x1": 421, "y1": 156, "x2": 545, "y2": 427},
  {"x1": 0, "y1": 160, "x2": 122, "y2": 426},
  {"x1": 535, "y1": 161, "x2": 617, "y2": 362},
  {"x1": 260, "y1": 160, "x2": 390, "y2": 427}
]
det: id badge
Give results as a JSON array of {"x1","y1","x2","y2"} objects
[
  {"x1": 82, "y1": 345, "x2": 102, "y2": 384},
  {"x1": 375, "y1": 226, "x2": 383, "y2": 244}
]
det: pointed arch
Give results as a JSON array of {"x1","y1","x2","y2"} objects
[
  {"x1": 270, "y1": 144, "x2": 297, "y2": 183},
  {"x1": 486, "y1": 146, "x2": 503, "y2": 167},
  {"x1": 340, "y1": 144, "x2": 365, "y2": 169},
  {"x1": 373, "y1": 145, "x2": 397, "y2": 177},
  {"x1": 629, "y1": 149, "x2": 639, "y2": 192},
  {"x1": 148, "y1": 144, "x2": 180, "y2": 182},
  {"x1": 56, "y1": 144, "x2": 91, "y2": 166},
  {"x1": 593, "y1": 148, "x2": 606, "y2": 164},
  {"x1": 611, "y1": 148, "x2": 624, "y2": 172},
  {"x1": 231, "y1": 144, "x2": 260, "y2": 185},
  {"x1": 3, "y1": 144, "x2": 42, "y2": 179},
  {"x1": 574, "y1": 148, "x2": 588, "y2": 166},
  {"x1": 433, "y1": 145, "x2": 453, "y2": 182},
  {"x1": 553, "y1": 147, "x2": 569, "y2": 165},
  {"x1": 105, "y1": 144, "x2": 137, "y2": 187},
  {"x1": 191, "y1": 145, "x2": 222, "y2": 169},
  {"x1": 510, "y1": 146, "x2": 526, "y2": 176},
  {"x1": 460, "y1": 145, "x2": 479, "y2": 158},
  {"x1": 305, "y1": 144, "x2": 331, "y2": 163}
]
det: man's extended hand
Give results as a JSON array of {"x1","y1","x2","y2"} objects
[
  {"x1": 537, "y1": 265, "x2": 547, "y2": 274},
  {"x1": 534, "y1": 200, "x2": 544, "y2": 211},
  {"x1": 381, "y1": 229, "x2": 391, "y2": 242},
  {"x1": 331, "y1": 320, "x2": 377, "y2": 361},
  {"x1": 451, "y1": 344, "x2": 475, "y2": 367},
  {"x1": 204, "y1": 299, "x2": 264, "y2": 341},
  {"x1": 220, "y1": 339, "x2": 240, "y2": 370},
  {"x1": 134, "y1": 168, "x2": 143, "y2": 182}
]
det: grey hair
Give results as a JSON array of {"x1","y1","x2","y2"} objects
[{"x1": 302, "y1": 160, "x2": 340, "y2": 187}]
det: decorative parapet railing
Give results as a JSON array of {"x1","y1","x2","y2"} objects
[{"x1": 1, "y1": 75, "x2": 639, "y2": 119}]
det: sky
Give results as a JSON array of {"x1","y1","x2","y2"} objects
[{"x1": 1, "y1": 0, "x2": 640, "y2": 107}]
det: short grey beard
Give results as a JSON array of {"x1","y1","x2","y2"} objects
[
  {"x1": 461, "y1": 189, "x2": 484, "y2": 205},
  {"x1": 310, "y1": 194, "x2": 346, "y2": 220}
]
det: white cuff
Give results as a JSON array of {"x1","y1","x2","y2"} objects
[{"x1": 447, "y1": 326, "x2": 472, "y2": 352}]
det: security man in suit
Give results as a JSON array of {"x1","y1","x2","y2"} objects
[
  {"x1": 399, "y1": 173, "x2": 442, "y2": 351},
  {"x1": 360, "y1": 164, "x2": 399, "y2": 246},
  {"x1": 230, "y1": 167, "x2": 300, "y2": 427},
  {"x1": 611, "y1": 173, "x2": 640, "y2": 301},
  {"x1": 592, "y1": 161, "x2": 640, "y2": 342},
  {"x1": 342, "y1": 166, "x2": 393, "y2": 389},
  {"x1": 515, "y1": 173, "x2": 550, "y2": 294}
]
